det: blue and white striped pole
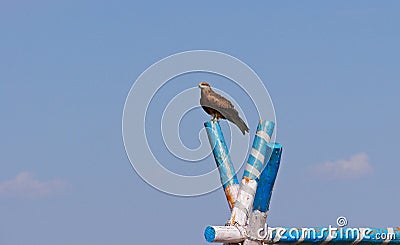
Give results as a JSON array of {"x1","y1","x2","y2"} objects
[
  {"x1": 244, "y1": 142, "x2": 282, "y2": 245},
  {"x1": 229, "y1": 120, "x2": 275, "y2": 226},
  {"x1": 205, "y1": 120, "x2": 239, "y2": 210}
]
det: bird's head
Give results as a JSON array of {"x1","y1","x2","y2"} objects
[{"x1": 198, "y1": 81, "x2": 211, "y2": 90}]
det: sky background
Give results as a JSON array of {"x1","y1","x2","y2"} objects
[{"x1": 1, "y1": 1, "x2": 399, "y2": 244}]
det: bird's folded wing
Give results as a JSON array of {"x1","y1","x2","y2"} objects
[{"x1": 206, "y1": 92, "x2": 235, "y2": 110}]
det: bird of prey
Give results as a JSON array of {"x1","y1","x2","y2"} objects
[{"x1": 198, "y1": 82, "x2": 249, "y2": 135}]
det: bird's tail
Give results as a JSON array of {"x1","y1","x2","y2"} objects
[{"x1": 231, "y1": 116, "x2": 249, "y2": 135}]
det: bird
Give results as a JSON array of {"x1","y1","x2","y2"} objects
[{"x1": 198, "y1": 81, "x2": 249, "y2": 135}]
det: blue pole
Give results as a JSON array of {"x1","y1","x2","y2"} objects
[
  {"x1": 252, "y1": 142, "x2": 282, "y2": 213},
  {"x1": 245, "y1": 142, "x2": 282, "y2": 244},
  {"x1": 205, "y1": 120, "x2": 239, "y2": 209}
]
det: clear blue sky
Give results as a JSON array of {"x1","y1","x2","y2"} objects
[{"x1": 1, "y1": 1, "x2": 399, "y2": 244}]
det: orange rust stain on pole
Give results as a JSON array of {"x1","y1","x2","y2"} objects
[
  {"x1": 225, "y1": 185, "x2": 236, "y2": 209},
  {"x1": 230, "y1": 214, "x2": 236, "y2": 225},
  {"x1": 243, "y1": 176, "x2": 251, "y2": 184}
]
